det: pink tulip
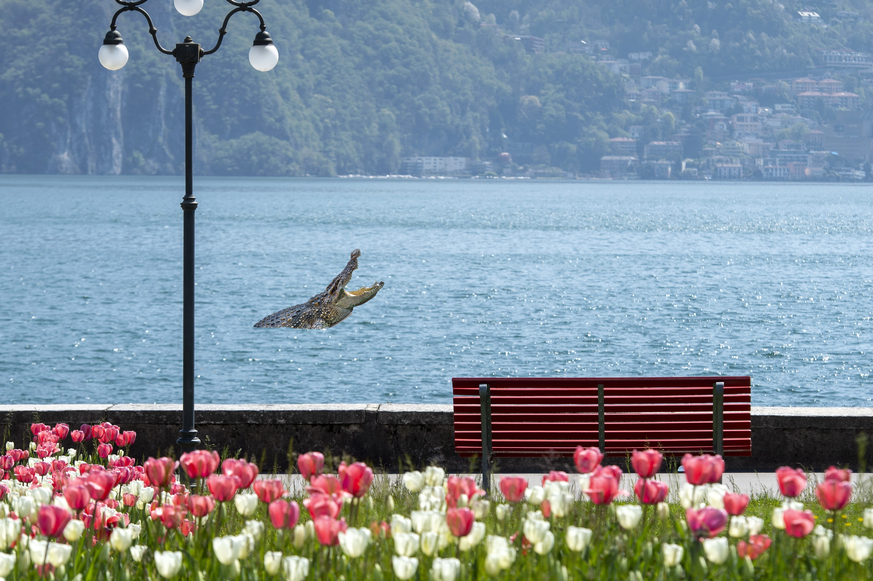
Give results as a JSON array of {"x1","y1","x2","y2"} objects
[
  {"x1": 737, "y1": 534, "x2": 771, "y2": 560},
  {"x1": 634, "y1": 479, "x2": 668, "y2": 504},
  {"x1": 179, "y1": 450, "x2": 220, "y2": 479},
  {"x1": 269, "y1": 499, "x2": 300, "y2": 529},
  {"x1": 816, "y1": 480, "x2": 852, "y2": 511},
  {"x1": 446, "y1": 507, "x2": 475, "y2": 537},
  {"x1": 31, "y1": 423, "x2": 49, "y2": 436},
  {"x1": 207, "y1": 474, "x2": 239, "y2": 502},
  {"x1": 308, "y1": 474, "x2": 344, "y2": 497},
  {"x1": 70, "y1": 430, "x2": 85, "y2": 443},
  {"x1": 584, "y1": 467, "x2": 621, "y2": 505},
  {"x1": 631, "y1": 449, "x2": 663, "y2": 478},
  {"x1": 783, "y1": 509, "x2": 815, "y2": 538},
  {"x1": 341, "y1": 462, "x2": 374, "y2": 498},
  {"x1": 97, "y1": 443, "x2": 113, "y2": 458},
  {"x1": 686, "y1": 507, "x2": 728, "y2": 538},
  {"x1": 144, "y1": 457, "x2": 177, "y2": 489},
  {"x1": 0, "y1": 456, "x2": 12, "y2": 471},
  {"x1": 186, "y1": 495, "x2": 215, "y2": 517},
  {"x1": 574, "y1": 446, "x2": 603, "y2": 474},
  {"x1": 297, "y1": 452, "x2": 325, "y2": 481},
  {"x1": 775, "y1": 467, "x2": 807, "y2": 498},
  {"x1": 304, "y1": 493, "x2": 343, "y2": 520},
  {"x1": 33, "y1": 462, "x2": 50, "y2": 477},
  {"x1": 542, "y1": 471, "x2": 569, "y2": 485},
  {"x1": 37, "y1": 505, "x2": 71, "y2": 539},
  {"x1": 446, "y1": 475, "x2": 484, "y2": 508},
  {"x1": 100, "y1": 427, "x2": 119, "y2": 445},
  {"x1": 723, "y1": 492, "x2": 750, "y2": 516},
  {"x1": 824, "y1": 466, "x2": 852, "y2": 483},
  {"x1": 53, "y1": 423, "x2": 70, "y2": 440},
  {"x1": 253, "y1": 479, "x2": 285, "y2": 503},
  {"x1": 86, "y1": 470, "x2": 117, "y2": 502},
  {"x1": 681, "y1": 454, "x2": 725, "y2": 485},
  {"x1": 313, "y1": 516, "x2": 348, "y2": 546},
  {"x1": 79, "y1": 424, "x2": 93, "y2": 441},
  {"x1": 91, "y1": 425, "x2": 105, "y2": 441},
  {"x1": 160, "y1": 505, "x2": 185, "y2": 530},
  {"x1": 499, "y1": 476, "x2": 528, "y2": 503},
  {"x1": 64, "y1": 484, "x2": 92, "y2": 511},
  {"x1": 221, "y1": 459, "x2": 259, "y2": 489},
  {"x1": 14, "y1": 466, "x2": 35, "y2": 483}
]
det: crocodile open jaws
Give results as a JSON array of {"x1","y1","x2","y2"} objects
[{"x1": 254, "y1": 249, "x2": 384, "y2": 329}]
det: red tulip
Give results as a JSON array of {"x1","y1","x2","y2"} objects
[
  {"x1": 91, "y1": 425, "x2": 105, "y2": 441},
  {"x1": 723, "y1": 492, "x2": 750, "y2": 516},
  {"x1": 573, "y1": 446, "x2": 603, "y2": 474},
  {"x1": 180, "y1": 519, "x2": 196, "y2": 537},
  {"x1": 179, "y1": 450, "x2": 220, "y2": 479},
  {"x1": 121, "y1": 431, "x2": 137, "y2": 447},
  {"x1": 0, "y1": 484, "x2": 9, "y2": 501},
  {"x1": 186, "y1": 495, "x2": 216, "y2": 517},
  {"x1": 79, "y1": 424, "x2": 93, "y2": 441},
  {"x1": 775, "y1": 467, "x2": 807, "y2": 498},
  {"x1": 584, "y1": 467, "x2": 620, "y2": 505},
  {"x1": 341, "y1": 462, "x2": 374, "y2": 498},
  {"x1": 499, "y1": 476, "x2": 528, "y2": 503},
  {"x1": 144, "y1": 457, "x2": 177, "y2": 489},
  {"x1": 631, "y1": 449, "x2": 663, "y2": 478},
  {"x1": 70, "y1": 430, "x2": 85, "y2": 443},
  {"x1": 685, "y1": 507, "x2": 728, "y2": 538},
  {"x1": 446, "y1": 508, "x2": 475, "y2": 537},
  {"x1": 824, "y1": 466, "x2": 852, "y2": 483},
  {"x1": 446, "y1": 476, "x2": 484, "y2": 508},
  {"x1": 783, "y1": 509, "x2": 815, "y2": 538},
  {"x1": 304, "y1": 493, "x2": 342, "y2": 520},
  {"x1": 308, "y1": 475, "x2": 344, "y2": 497},
  {"x1": 681, "y1": 454, "x2": 725, "y2": 485},
  {"x1": 53, "y1": 423, "x2": 70, "y2": 440},
  {"x1": 63, "y1": 484, "x2": 92, "y2": 510},
  {"x1": 31, "y1": 423, "x2": 49, "y2": 436},
  {"x1": 253, "y1": 479, "x2": 285, "y2": 503},
  {"x1": 37, "y1": 505, "x2": 71, "y2": 539},
  {"x1": 313, "y1": 516, "x2": 348, "y2": 546},
  {"x1": 206, "y1": 474, "x2": 239, "y2": 502},
  {"x1": 737, "y1": 534, "x2": 771, "y2": 560},
  {"x1": 86, "y1": 470, "x2": 117, "y2": 502},
  {"x1": 0, "y1": 456, "x2": 12, "y2": 471},
  {"x1": 634, "y1": 479, "x2": 669, "y2": 504},
  {"x1": 97, "y1": 443, "x2": 113, "y2": 458},
  {"x1": 816, "y1": 480, "x2": 852, "y2": 511},
  {"x1": 297, "y1": 452, "x2": 325, "y2": 481},
  {"x1": 221, "y1": 459, "x2": 259, "y2": 489},
  {"x1": 269, "y1": 499, "x2": 300, "y2": 529}
]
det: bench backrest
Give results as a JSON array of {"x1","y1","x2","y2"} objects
[{"x1": 453, "y1": 377, "x2": 752, "y2": 458}]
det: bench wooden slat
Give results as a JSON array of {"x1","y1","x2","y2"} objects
[
  {"x1": 453, "y1": 395, "x2": 750, "y2": 405},
  {"x1": 454, "y1": 386, "x2": 752, "y2": 397},
  {"x1": 455, "y1": 403, "x2": 750, "y2": 414},
  {"x1": 453, "y1": 376, "x2": 752, "y2": 390},
  {"x1": 455, "y1": 412, "x2": 752, "y2": 423}
]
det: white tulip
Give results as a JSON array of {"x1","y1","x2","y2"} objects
[
  {"x1": 485, "y1": 536, "x2": 517, "y2": 572},
  {"x1": 139, "y1": 486, "x2": 155, "y2": 504},
  {"x1": 663, "y1": 543, "x2": 684, "y2": 567},
  {"x1": 282, "y1": 555, "x2": 310, "y2": 581},
  {"x1": 746, "y1": 516, "x2": 764, "y2": 536},
  {"x1": 864, "y1": 508, "x2": 873, "y2": 530},
  {"x1": 238, "y1": 534, "x2": 255, "y2": 560},
  {"x1": 51, "y1": 496, "x2": 72, "y2": 515},
  {"x1": 30, "y1": 540, "x2": 73, "y2": 568},
  {"x1": 534, "y1": 530, "x2": 555, "y2": 555},
  {"x1": 703, "y1": 537, "x2": 729, "y2": 564},
  {"x1": 813, "y1": 534, "x2": 830, "y2": 559},
  {"x1": 421, "y1": 531, "x2": 440, "y2": 556},
  {"x1": 523, "y1": 518, "x2": 550, "y2": 544},
  {"x1": 566, "y1": 526, "x2": 593, "y2": 552},
  {"x1": 394, "y1": 532, "x2": 420, "y2": 557},
  {"x1": 472, "y1": 499, "x2": 490, "y2": 519},
  {"x1": 616, "y1": 505, "x2": 643, "y2": 530},
  {"x1": 496, "y1": 504, "x2": 510, "y2": 521},
  {"x1": 813, "y1": 525, "x2": 833, "y2": 539},
  {"x1": 392, "y1": 556, "x2": 419, "y2": 580},
  {"x1": 213, "y1": 535, "x2": 245, "y2": 566},
  {"x1": 128, "y1": 523, "x2": 142, "y2": 539},
  {"x1": 771, "y1": 508, "x2": 786, "y2": 530},
  {"x1": 338, "y1": 527, "x2": 371, "y2": 558},
  {"x1": 679, "y1": 483, "x2": 707, "y2": 509},
  {"x1": 459, "y1": 522, "x2": 486, "y2": 551},
  {"x1": 0, "y1": 552, "x2": 15, "y2": 577},
  {"x1": 292, "y1": 524, "x2": 307, "y2": 549},
  {"x1": 657, "y1": 502, "x2": 671, "y2": 519},
  {"x1": 845, "y1": 535, "x2": 873, "y2": 563},
  {"x1": 424, "y1": 467, "x2": 445, "y2": 487},
  {"x1": 124, "y1": 480, "x2": 144, "y2": 497},
  {"x1": 13, "y1": 496, "x2": 35, "y2": 520},
  {"x1": 526, "y1": 486, "x2": 545, "y2": 506},
  {"x1": 4, "y1": 442, "x2": 12, "y2": 451},
  {"x1": 437, "y1": 521, "x2": 453, "y2": 550},
  {"x1": 729, "y1": 516, "x2": 749, "y2": 538},
  {"x1": 0, "y1": 518, "x2": 22, "y2": 550},
  {"x1": 245, "y1": 520, "x2": 265, "y2": 541},
  {"x1": 234, "y1": 493, "x2": 258, "y2": 517},
  {"x1": 63, "y1": 519, "x2": 85, "y2": 543},
  {"x1": 155, "y1": 550, "x2": 184, "y2": 578},
  {"x1": 264, "y1": 551, "x2": 283, "y2": 575},
  {"x1": 411, "y1": 510, "x2": 439, "y2": 534},
  {"x1": 28, "y1": 487, "x2": 51, "y2": 507},
  {"x1": 706, "y1": 484, "x2": 728, "y2": 509},
  {"x1": 403, "y1": 471, "x2": 425, "y2": 492},
  {"x1": 110, "y1": 528, "x2": 134, "y2": 552},
  {"x1": 130, "y1": 545, "x2": 147, "y2": 562},
  {"x1": 431, "y1": 557, "x2": 461, "y2": 581},
  {"x1": 391, "y1": 514, "x2": 413, "y2": 534}
]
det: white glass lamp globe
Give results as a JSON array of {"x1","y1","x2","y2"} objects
[
  {"x1": 98, "y1": 43, "x2": 129, "y2": 71},
  {"x1": 174, "y1": 0, "x2": 204, "y2": 17},
  {"x1": 249, "y1": 44, "x2": 279, "y2": 72}
]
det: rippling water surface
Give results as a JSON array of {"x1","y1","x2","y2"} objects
[{"x1": 1, "y1": 175, "x2": 871, "y2": 406}]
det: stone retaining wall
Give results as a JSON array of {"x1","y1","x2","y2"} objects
[{"x1": 2, "y1": 405, "x2": 870, "y2": 472}]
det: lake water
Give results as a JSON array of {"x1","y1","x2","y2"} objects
[{"x1": 1, "y1": 175, "x2": 871, "y2": 406}]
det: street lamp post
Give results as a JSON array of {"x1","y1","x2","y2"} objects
[{"x1": 99, "y1": 0, "x2": 278, "y2": 454}]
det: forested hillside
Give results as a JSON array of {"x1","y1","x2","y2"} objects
[{"x1": 0, "y1": 0, "x2": 870, "y2": 176}]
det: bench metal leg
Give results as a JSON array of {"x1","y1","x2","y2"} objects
[
  {"x1": 598, "y1": 384, "x2": 605, "y2": 454},
  {"x1": 713, "y1": 381, "x2": 724, "y2": 457},
  {"x1": 479, "y1": 383, "x2": 492, "y2": 494}
]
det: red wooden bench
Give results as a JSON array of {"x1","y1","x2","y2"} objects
[{"x1": 452, "y1": 377, "x2": 752, "y2": 491}]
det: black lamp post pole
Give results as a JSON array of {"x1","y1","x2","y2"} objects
[{"x1": 100, "y1": 1, "x2": 277, "y2": 455}]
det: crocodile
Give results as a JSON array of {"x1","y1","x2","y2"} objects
[{"x1": 253, "y1": 249, "x2": 384, "y2": 329}]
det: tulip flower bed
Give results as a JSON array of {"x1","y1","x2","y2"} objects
[{"x1": 0, "y1": 423, "x2": 873, "y2": 580}]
